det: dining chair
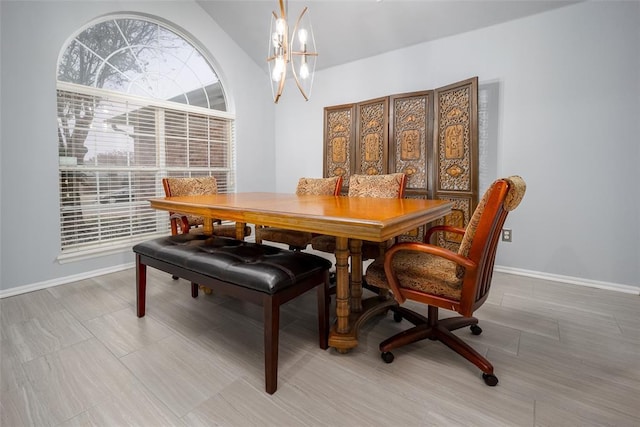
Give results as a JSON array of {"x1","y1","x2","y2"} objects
[
  {"x1": 310, "y1": 173, "x2": 407, "y2": 294},
  {"x1": 310, "y1": 172, "x2": 407, "y2": 260},
  {"x1": 255, "y1": 176, "x2": 343, "y2": 250},
  {"x1": 162, "y1": 176, "x2": 251, "y2": 239},
  {"x1": 364, "y1": 176, "x2": 526, "y2": 386}
]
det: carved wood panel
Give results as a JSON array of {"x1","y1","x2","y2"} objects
[
  {"x1": 389, "y1": 90, "x2": 433, "y2": 196},
  {"x1": 434, "y1": 77, "x2": 478, "y2": 199},
  {"x1": 323, "y1": 104, "x2": 356, "y2": 190},
  {"x1": 433, "y1": 193, "x2": 474, "y2": 251},
  {"x1": 355, "y1": 97, "x2": 388, "y2": 175}
]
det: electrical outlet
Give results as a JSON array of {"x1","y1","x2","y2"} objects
[{"x1": 502, "y1": 229, "x2": 512, "y2": 242}]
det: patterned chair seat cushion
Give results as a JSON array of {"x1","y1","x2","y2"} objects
[{"x1": 365, "y1": 250, "x2": 463, "y2": 301}]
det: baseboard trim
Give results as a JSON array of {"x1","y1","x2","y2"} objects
[
  {"x1": 2, "y1": 262, "x2": 637, "y2": 299},
  {"x1": 0, "y1": 263, "x2": 135, "y2": 299},
  {"x1": 494, "y1": 265, "x2": 640, "y2": 295}
]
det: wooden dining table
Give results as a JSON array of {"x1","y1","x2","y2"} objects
[{"x1": 148, "y1": 192, "x2": 452, "y2": 352}]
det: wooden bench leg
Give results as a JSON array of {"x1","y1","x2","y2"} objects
[
  {"x1": 191, "y1": 282, "x2": 199, "y2": 298},
  {"x1": 264, "y1": 295, "x2": 280, "y2": 395},
  {"x1": 136, "y1": 254, "x2": 147, "y2": 318}
]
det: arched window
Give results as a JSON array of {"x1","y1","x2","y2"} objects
[{"x1": 56, "y1": 16, "x2": 235, "y2": 255}]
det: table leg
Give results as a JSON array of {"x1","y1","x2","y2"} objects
[
  {"x1": 333, "y1": 236, "x2": 350, "y2": 335},
  {"x1": 235, "y1": 221, "x2": 247, "y2": 240},
  {"x1": 328, "y1": 237, "x2": 399, "y2": 353},
  {"x1": 203, "y1": 217, "x2": 215, "y2": 235},
  {"x1": 349, "y1": 239, "x2": 363, "y2": 313}
]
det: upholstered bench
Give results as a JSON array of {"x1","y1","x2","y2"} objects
[{"x1": 133, "y1": 234, "x2": 331, "y2": 394}]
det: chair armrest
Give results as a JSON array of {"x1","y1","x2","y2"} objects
[
  {"x1": 383, "y1": 242, "x2": 477, "y2": 304},
  {"x1": 386, "y1": 242, "x2": 476, "y2": 270},
  {"x1": 169, "y1": 213, "x2": 191, "y2": 234},
  {"x1": 424, "y1": 225, "x2": 466, "y2": 243}
]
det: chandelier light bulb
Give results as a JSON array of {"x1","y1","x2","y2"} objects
[
  {"x1": 299, "y1": 62, "x2": 309, "y2": 79},
  {"x1": 298, "y1": 28, "x2": 308, "y2": 46},
  {"x1": 275, "y1": 18, "x2": 286, "y2": 35},
  {"x1": 272, "y1": 57, "x2": 285, "y2": 81}
]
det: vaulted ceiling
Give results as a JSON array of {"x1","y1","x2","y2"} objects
[{"x1": 197, "y1": 0, "x2": 580, "y2": 72}]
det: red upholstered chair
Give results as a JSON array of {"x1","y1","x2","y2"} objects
[
  {"x1": 162, "y1": 176, "x2": 251, "y2": 239},
  {"x1": 255, "y1": 176, "x2": 343, "y2": 251},
  {"x1": 365, "y1": 176, "x2": 526, "y2": 386}
]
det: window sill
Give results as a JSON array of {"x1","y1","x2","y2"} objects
[{"x1": 57, "y1": 233, "x2": 168, "y2": 264}]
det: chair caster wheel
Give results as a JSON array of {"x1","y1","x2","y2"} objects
[
  {"x1": 470, "y1": 324, "x2": 482, "y2": 335},
  {"x1": 482, "y1": 373, "x2": 498, "y2": 386},
  {"x1": 393, "y1": 312, "x2": 403, "y2": 322},
  {"x1": 381, "y1": 352, "x2": 395, "y2": 364}
]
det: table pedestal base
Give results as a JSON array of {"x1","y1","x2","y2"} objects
[{"x1": 328, "y1": 294, "x2": 398, "y2": 352}]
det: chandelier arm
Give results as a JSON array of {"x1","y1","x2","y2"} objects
[
  {"x1": 290, "y1": 6, "x2": 312, "y2": 100},
  {"x1": 274, "y1": 66, "x2": 287, "y2": 103}
]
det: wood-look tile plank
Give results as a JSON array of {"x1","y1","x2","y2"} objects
[
  {"x1": 57, "y1": 379, "x2": 185, "y2": 427},
  {"x1": 0, "y1": 380, "x2": 53, "y2": 427},
  {"x1": 487, "y1": 347, "x2": 640, "y2": 420},
  {"x1": 272, "y1": 350, "x2": 432, "y2": 426},
  {"x1": 120, "y1": 334, "x2": 242, "y2": 417},
  {"x1": 4, "y1": 309, "x2": 92, "y2": 363},
  {"x1": 21, "y1": 338, "x2": 138, "y2": 425},
  {"x1": 1, "y1": 290, "x2": 65, "y2": 326},
  {"x1": 534, "y1": 395, "x2": 640, "y2": 427},
  {"x1": 83, "y1": 307, "x2": 174, "y2": 357},
  {"x1": 54, "y1": 284, "x2": 130, "y2": 322},
  {"x1": 0, "y1": 337, "x2": 28, "y2": 392},
  {"x1": 183, "y1": 378, "x2": 307, "y2": 426},
  {"x1": 474, "y1": 302, "x2": 560, "y2": 340}
]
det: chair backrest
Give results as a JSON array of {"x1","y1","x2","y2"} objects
[
  {"x1": 458, "y1": 175, "x2": 526, "y2": 315},
  {"x1": 347, "y1": 173, "x2": 406, "y2": 198},
  {"x1": 296, "y1": 176, "x2": 343, "y2": 196},
  {"x1": 162, "y1": 176, "x2": 218, "y2": 230},
  {"x1": 162, "y1": 176, "x2": 218, "y2": 197}
]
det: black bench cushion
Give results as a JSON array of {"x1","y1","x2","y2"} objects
[{"x1": 133, "y1": 234, "x2": 331, "y2": 294}]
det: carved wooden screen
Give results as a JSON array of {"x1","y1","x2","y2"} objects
[
  {"x1": 355, "y1": 97, "x2": 389, "y2": 176},
  {"x1": 389, "y1": 90, "x2": 434, "y2": 242},
  {"x1": 323, "y1": 77, "x2": 479, "y2": 246},
  {"x1": 433, "y1": 77, "x2": 479, "y2": 250},
  {"x1": 323, "y1": 104, "x2": 356, "y2": 191},
  {"x1": 389, "y1": 90, "x2": 434, "y2": 197}
]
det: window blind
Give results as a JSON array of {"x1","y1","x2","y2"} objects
[{"x1": 57, "y1": 85, "x2": 235, "y2": 253}]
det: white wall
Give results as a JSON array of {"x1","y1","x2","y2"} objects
[
  {"x1": 0, "y1": 1, "x2": 276, "y2": 293},
  {"x1": 273, "y1": 1, "x2": 640, "y2": 291}
]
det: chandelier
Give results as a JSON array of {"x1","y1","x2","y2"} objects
[{"x1": 267, "y1": 0, "x2": 318, "y2": 103}]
